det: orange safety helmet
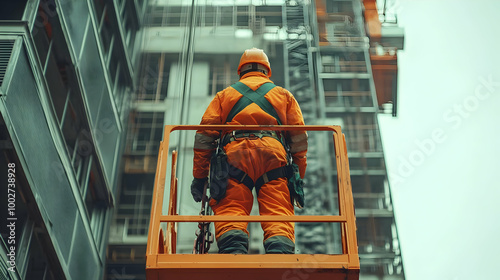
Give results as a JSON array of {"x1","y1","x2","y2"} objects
[{"x1": 237, "y1": 48, "x2": 272, "y2": 77}]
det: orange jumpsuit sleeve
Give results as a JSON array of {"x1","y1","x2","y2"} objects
[
  {"x1": 284, "y1": 89, "x2": 308, "y2": 179},
  {"x1": 193, "y1": 94, "x2": 223, "y2": 179}
]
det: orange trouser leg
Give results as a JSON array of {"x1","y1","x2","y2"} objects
[
  {"x1": 258, "y1": 177, "x2": 295, "y2": 242},
  {"x1": 211, "y1": 138, "x2": 293, "y2": 241},
  {"x1": 210, "y1": 178, "x2": 253, "y2": 240}
]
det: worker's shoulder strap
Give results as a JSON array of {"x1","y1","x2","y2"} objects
[{"x1": 226, "y1": 82, "x2": 282, "y2": 124}]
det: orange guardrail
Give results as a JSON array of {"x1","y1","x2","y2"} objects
[{"x1": 146, "y1": 125, "x2": 359, "y2": 280}]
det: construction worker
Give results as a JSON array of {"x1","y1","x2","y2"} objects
[{"x1": 191, "y1": 48, "x2": 307, "y2": 254}]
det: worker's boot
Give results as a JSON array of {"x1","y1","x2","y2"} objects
[
  {"x1": 217, "y1": 230, "x2": 249, "y2": 254},
  {"x1": 263, "y1": 236, "x2": 295, "y2": 254}
]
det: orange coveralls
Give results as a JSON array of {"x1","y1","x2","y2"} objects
[{"x1": 193, "y1": 71, "x2": 307, "y2": 243}]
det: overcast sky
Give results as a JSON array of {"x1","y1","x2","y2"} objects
[{"x1": 378, "y1": 0, "x2": 500, "y2": 279}]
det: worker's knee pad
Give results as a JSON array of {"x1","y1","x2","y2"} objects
[
  {"x1": 217, "y1": 229, "x2": 249, "y2": 254},
  {"x1": 263, "y1": 235, "x2": 295, "y2": 254}
]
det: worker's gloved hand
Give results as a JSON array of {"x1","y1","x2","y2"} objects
[{"x1": 191, "y1": 177, "x2": 208, "y2": 202}]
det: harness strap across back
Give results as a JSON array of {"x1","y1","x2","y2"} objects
[{"x1": 226, "y1": 82, "x2": 282, "y2": 124}]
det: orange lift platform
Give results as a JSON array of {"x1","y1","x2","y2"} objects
[{"x1": 146, "y1": 125, "x2": 359, "y2": 280}]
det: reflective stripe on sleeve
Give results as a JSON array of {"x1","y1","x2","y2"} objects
[
  {"x1": 290, "y1": 133, "x2": 307, "y2": 143},
  {"x1": 289, "y1": 132, "x2": 308, "y2": 153},
  {"x1": 194, "y1": 133, "x2": 217, "y2": 150}
]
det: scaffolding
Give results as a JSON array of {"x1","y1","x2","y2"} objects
[
  {"x1": 282, "y1": 0, "x2": 341, "y2": 254},
  {"x1": 313, "y1": 0, "x2": 404, "y2": 277}
]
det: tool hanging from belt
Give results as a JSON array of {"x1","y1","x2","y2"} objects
[{"x1": 193, "y1": 181, "x2": 214, "y2": 254}]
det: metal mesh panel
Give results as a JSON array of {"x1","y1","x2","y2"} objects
[{"x1": 0, "y1": 40, "x2": 15, "y2": 87}]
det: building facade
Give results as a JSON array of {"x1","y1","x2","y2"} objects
[
  {"x1": 0, "y1": 0, "x2": 144, "y2": 279},
  {"x1": 107, "y1": 0, "x2": 404, "y2": 279}
]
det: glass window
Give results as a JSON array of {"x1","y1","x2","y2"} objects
[
  {"x1": 44, "y1": 51, "x2": 67, "y2": 121},
  {"x1": 32, "y1": 12, "x2": 51, "y2": 66},
  {"x1": 0, "y1": 0, "x2": 28, "y2": 20},
  {"x1": 137, "y1": 54, "x2": 169, "y2": 101},
  {"x1": 25, "y1": 233, "x2": 57, "y2": 280},
  {"x1": 93, "y1": 0, "x2": 105, "y2": 22},
  {"x1": 98, "y1": 4, "x2": 114, "y2": 56},
  {"x1": 326, "y1": 1, "x2": 354, "y2": 15},
  {"x1": 81, "y1": 158, "x2": 109, "y2": 247},
  {"x1": 108, "y1": 40, "x2": 119, "y2": 84},
  {"x1": 220, "y1": 6, "x2": 234, "y2": 26},
  {"x1": 122, "y1": 3, "x2": 138, "y2": 57},
  {"x1": 339, "y1": 114, "x2": 381, "y2": 153},
  {"x1": 127, "y1": 112, "x2": 164, "y2": 155},
  {"x1": 209, "y1": 62, "x2": 238, "y2": 96},
  {"x1": 149, "y1": 6, "x2": 185, "y2": 27},
  {"x1": 115, "y1": 173, "x2": 155, "y2": 236}
]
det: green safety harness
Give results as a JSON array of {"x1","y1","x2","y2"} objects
[{"x1": 209, "y1": 81, "x2": 305, "y2": 208}]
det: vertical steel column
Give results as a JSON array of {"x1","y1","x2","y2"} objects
[{"x1": 283, "y1": 0, "x2": 338, "y2": 254}]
